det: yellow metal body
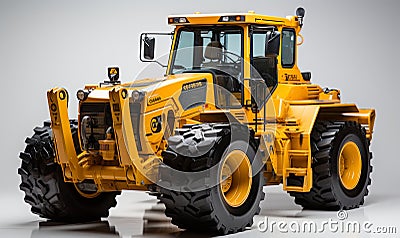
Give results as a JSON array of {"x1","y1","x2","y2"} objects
[{"x1": 46, "y1": 11, "x2": 375, "y2": 193}]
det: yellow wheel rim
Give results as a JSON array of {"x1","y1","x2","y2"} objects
[
  {"x1": 338, "y1": 141, "x2": 362, "y2": 190},
  {"x1": 220, "y1": 150, "x2": 252, "y2": 207},
  {"x1": 74, "y1": 183, "x2": 101, "y2": 199}
]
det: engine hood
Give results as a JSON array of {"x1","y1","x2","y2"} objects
[{"x1": 85, "y1": 73, "x2": 212, "y2": 101}]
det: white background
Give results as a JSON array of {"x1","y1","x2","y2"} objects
[{"x1": 1, "y1": 0, "x2": 399, "y2": 237}]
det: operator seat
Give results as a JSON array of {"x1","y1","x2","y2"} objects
[
  {"x1": 203, "y1": 41, "x2": 240, "y2": 93},
  {"x1": 203, "y1": 41, "x2": 222, "y2": 66}
]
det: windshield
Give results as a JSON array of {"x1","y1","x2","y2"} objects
[{"x1": 169, "y1": 26, "x2": 243, "y2": 77}]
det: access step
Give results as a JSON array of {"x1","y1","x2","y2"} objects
[{"x1": 285, "y1": 167, "x2": 307, "y2": 176}]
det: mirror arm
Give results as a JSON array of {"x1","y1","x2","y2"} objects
[
  {"x1": 139, "y1": 32, "x2": 173, "y2": 67},
  {"x1": 154, "y1": 61, "x2": 167, "y2": 68}
]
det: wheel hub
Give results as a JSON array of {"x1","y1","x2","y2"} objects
[
  {"x1": 220, "y1": 150, "x2": 252, "y2": 207},
  {"x1": 338, "y1": 141, "x2": 362, "y2": 190},
  {"x1": 221, "y1": 165, "x2": 233, "y2": 193}
]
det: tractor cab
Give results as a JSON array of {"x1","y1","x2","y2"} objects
[{"x1": 141, "y1": 10, "x2": 306, "y2": 113}]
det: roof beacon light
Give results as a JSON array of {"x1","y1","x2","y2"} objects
[{"x1": 296, "y1": 7, "x2": 306, "y2": 28}]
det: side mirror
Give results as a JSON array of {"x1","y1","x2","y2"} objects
[
  {"x1": 143, "y1": 36, "x2": 155, "y2": 60},
  {"x1": 265, "y1": 31, "x2": 280, "y2": 56},
  {"x1": 139, "y1": 32, "x2": 173, "y2": 67}
]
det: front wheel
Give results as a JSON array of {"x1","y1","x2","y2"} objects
[
  {"x1": 158, "y1": 124, "x2": 265, "y2": 234},
  {"x1": 18, "y1": 120, "x2": 119, "y2": 222}
]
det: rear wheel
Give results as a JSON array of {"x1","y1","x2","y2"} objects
[
  {"x1": 158, "y1": 124, "x2": 265, "y2": 234},
  {"x1": 18, "y1": 120, "x2": 119, "y2": 222},
  {"x1": 288, "y1": 121, "x2": 372, "y2": 210}
]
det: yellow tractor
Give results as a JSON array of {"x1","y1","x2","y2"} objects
[{"x1": 19, "y1": 8, "x2": 375, "y2": 234}]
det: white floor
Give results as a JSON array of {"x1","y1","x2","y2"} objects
[{"x1": 1, "y1": 186, "x2": 399, "y2": 238}]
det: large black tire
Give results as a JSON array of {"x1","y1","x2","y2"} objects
[
  {"x1": 18, "y1": 120, "x2": 119, "y2": 222},
  {"x1": 288, "y1": 121, "x2": 372, "y2": 210},
  {"x1": 158, "y1": 124, "x2": 265, "y2": 235}
]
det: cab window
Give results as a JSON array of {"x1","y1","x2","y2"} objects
[
  {"x1": 170, "y1": 26, "x2": 244, "y2": 109},
  {"x1": 281, "y1": 29, "x2": 295, "y2": 67},
  {"x1": 251, "y1": 28, "x2": 279, "y2": 88}
]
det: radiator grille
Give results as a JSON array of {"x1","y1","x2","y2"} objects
[
  {"x1": 80, "y1": 103, "x2": 113, "y2": 150},
  {"x1": 307, "y1": 85, "x2": 321, "y2": 100}
]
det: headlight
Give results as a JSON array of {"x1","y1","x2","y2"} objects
[
  {"x1": 131, "y1": 90, "x2": 144, "y2": 103},
  {"x1": 132, "y1": 91, "x2": 140, "y2": 101},
  {"x1": 76, "y1": 90, "x2": 88, "y2": 101}
]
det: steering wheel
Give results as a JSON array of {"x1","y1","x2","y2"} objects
[{"x1": 218, "y1": 51, "x2": 242, "y2": 64}]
